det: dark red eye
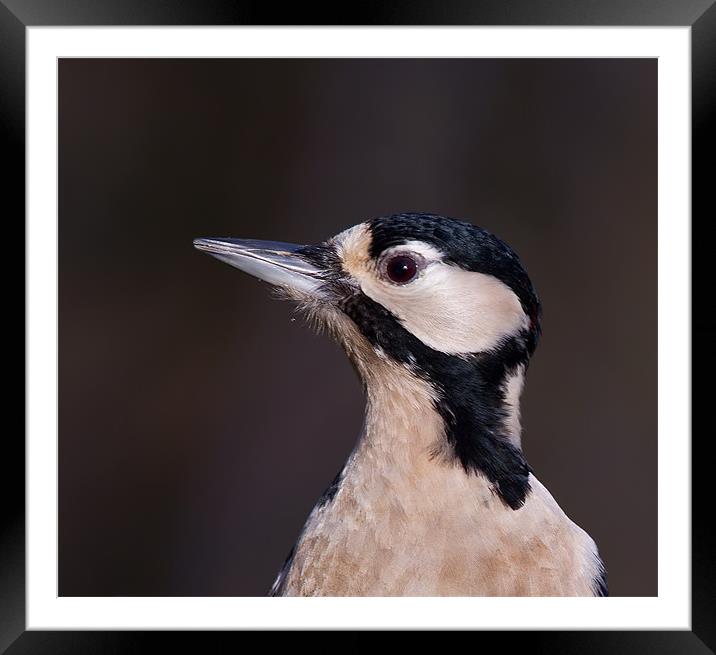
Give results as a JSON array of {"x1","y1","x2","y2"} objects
[{"x1": 385, "y1": 254, "x2": 418, "y2": 284}]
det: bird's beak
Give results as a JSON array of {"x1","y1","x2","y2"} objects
[{"x1": 193, "y1": 238, "x2": 323, "y2": 295}]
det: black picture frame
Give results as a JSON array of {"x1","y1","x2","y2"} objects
[{"x1": 5, "y1": 0, "x2": 712, "y2": 651}]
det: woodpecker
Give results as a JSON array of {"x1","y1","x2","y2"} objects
[{"x1": 194, "y1": 213, "x2": 607, "y2": 597}]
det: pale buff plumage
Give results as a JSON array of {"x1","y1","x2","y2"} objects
[{"x1": 276, "y1": 312, "x2": 602, "y2": 596}]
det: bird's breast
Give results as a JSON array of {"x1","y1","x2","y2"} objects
[{"x1": 277, "y1": 458, "x2": 601, "y2": 596}]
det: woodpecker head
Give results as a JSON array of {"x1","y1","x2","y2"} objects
[{"x1": 195, "y1": 213, "x2": 541, "y2": 509}]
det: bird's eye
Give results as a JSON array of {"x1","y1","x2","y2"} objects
[{"x1": 384, "y1": 254, "x2": 419, "y2": 285}]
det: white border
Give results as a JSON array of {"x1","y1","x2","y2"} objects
[{"x1": 27, "y1": 27, "x2": 690, "y2": 630}]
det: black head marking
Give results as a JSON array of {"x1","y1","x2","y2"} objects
[{"x1": 296, "y1": 242, "x2": 342, "y2": 278}]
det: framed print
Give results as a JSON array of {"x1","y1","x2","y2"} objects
[{"x1": 5, "y1": 0, "x2": 712, "y2": 650}]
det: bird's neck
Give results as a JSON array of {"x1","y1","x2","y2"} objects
[
  {"x1": 340, "y1": 338, "x2": 528, "y2": 506},
  {"x1": 357, "y1": 355, "x2": 524, "y2": 461},
  {"x1": 360, "y1": 355, "x2": 448, "y2": 470}
]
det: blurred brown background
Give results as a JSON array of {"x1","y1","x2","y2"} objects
[{"x1": 59, "y1": 58, "x2": 656, "y2": 597}]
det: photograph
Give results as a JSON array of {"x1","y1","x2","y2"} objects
[{"x1": 58, "y1": 57, "x2": 655, "y2": 598}]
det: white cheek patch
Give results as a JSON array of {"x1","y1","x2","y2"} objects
[
  {"x1": 358, "y1": 261, "x2": 529, "y2": 355},
  {"x1": 335, "y1": 228, "x2": 529, "y2": 355}
]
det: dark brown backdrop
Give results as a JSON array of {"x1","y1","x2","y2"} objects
[{"x1": 59, "y1": 58, "x2": 656, "y2": 597}]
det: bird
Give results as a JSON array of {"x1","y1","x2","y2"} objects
[{"x1": 194, "y1": 212, "x2": 607, "y2": 597}]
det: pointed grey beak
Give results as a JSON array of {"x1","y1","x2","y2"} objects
[{"x1": 193, "y1": 238, "x2": 323, "y2": 294}]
